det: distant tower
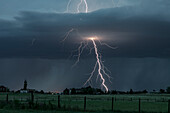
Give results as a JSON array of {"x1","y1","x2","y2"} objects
[{"x1": 23, "y1": 80, "x2": 27, "y2": 90}]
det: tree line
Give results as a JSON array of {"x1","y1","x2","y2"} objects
[{"x1": 63, "y1": 86, "x2": 170, "y2": 95}]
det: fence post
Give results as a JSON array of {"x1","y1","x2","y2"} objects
[
  {"x1": 168, "y1": 99, "x2": 170, "y2": 113},
  {"x1": 139, "y1": 98, "x2": 141, "y2": 113},
  {"x1": 31, "y1": 92, "x2": 34, "y2": 104},
  {"x1": 112, "y1": 97, "x2": 114, "y2": 111},
  {"x1": 6, "y1": 94, "x2": 8, "y2": 103},
  {"x1": 84, "y1": 96, "x2": 86, "y2": 111},
  {"x1": 58, "y1": 95, "x2": 61, "y2": 108}
]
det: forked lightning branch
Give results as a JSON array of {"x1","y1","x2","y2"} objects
[
  {"x1": 63, "y1": 0, "x2": 118, "y2": 92},
  {"x1": 63, "y1": 34, "x2": 116, "y2": 92}
]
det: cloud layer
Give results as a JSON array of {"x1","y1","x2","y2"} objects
[
  {"x1": 0, "y1": 0, "x2": 170, "y2": 59},
  {"x1": 0, "y1": 0, "x2": 170, "y2": 91}
]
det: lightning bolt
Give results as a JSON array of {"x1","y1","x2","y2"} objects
[
  {"x1": 66, "y1": 0, "x2": 121, "y2": 13},
  {"x1": 77, "y1": 0, "x2": 83, "y2": 13},
  {"x1": 91, "y1": 38, "x2": 108, "y2": 92},
  {"x1": 77, "y1": 0, "x2": 88, "y2": 13},
  {"x1": 68, "y1": 37, "x2": 116, "y2": 92},
  {"x1": 66, "y1": 0, "x2": 72, "y2": 13},
  {"x1": 83, "y1": 0, "x2": 88, "y2": 13},
  {"x1": 61, "y1": 28, "x2": 77, "y2": 43},
  {"x1": 72, "y1": 41, "x2": 89, "y2": 68},
  {"x1": 63, "y1": 0, "x2": 120, "y2": 92},
  {"x1": 98, "y1": 39, "x2": 118, "y2": 50},
  {"x1": 66, "y1": 0, "x2": 88, "y2": 13}
]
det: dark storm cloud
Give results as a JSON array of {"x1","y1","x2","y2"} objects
[
  {"x1": 0, "y1": 0, "x2": 170, "y2": 92},
  {"x1": 1, "y1": 58, "x2": 170, "y2": 91},
  {"x1": 0, "y1": 0, "x2": 170, "y2": 59}
]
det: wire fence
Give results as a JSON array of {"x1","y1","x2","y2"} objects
[{"x1": 0, "y1": 93, "x2": 170, "y2": 112}]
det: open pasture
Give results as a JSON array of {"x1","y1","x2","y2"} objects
[{"x1": 0, "y1": 93, "x2": 169, "y2": 113}]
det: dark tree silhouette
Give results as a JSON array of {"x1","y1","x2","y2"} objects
[
  {"x1": 130, "y1": 89, "x2": 133, "y2": 94},
  {"x1": 111, "y1": 90, "x2": 117, "y2": 94},
  {"x1": 160, "y1": 89, "x2": 165, "y2": 93},
  {"x1": 71, "y1": 88, "x2": 76, "y2": 94},
  {"x1": 63, "y1": 88, "x2": 69, "y2": 95},
  {"x1": 40, "y1": 90, "x2": 44, "y2": 94},
  {"x1": 142, "y1": 89, "x2": 148, "y2": 94}
]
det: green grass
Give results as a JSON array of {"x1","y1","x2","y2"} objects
[
  {"x1": 0, "y1": 109, "x2": 129, "y2": 113},
  {"x1": 0, "y1": 93, "x2": 170, "y2": 113}
]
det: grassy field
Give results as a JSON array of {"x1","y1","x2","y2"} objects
[
  {"x1": 0, "y1": 109, "x2": 131, "y2": 113},
  {"x1": 0, "y1": 93, "x2": 170, "y2": 113}
]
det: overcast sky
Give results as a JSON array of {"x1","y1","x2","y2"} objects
[{"x1": 0, "y1": 0, "x2": 170, "y2": 92}]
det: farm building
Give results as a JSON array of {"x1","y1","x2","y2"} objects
[{"x1": 0, "y1": 85, "x2": 9, "y2": 92}]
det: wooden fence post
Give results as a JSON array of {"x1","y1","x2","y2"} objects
[
  {"x1": 84, "y1": 96, "x2": 86, "y2": 111},
  {"x1": 168, "y1": 99, "x2": 170, "y2": 113},
  {"x1": 6, "y1": 94, "x2": 8, "y2": 103},
  {"x1": 58, "y1": 95, "x2": 61, "y2": 108},
  {"x1": 112, "y1": 97, "x2": 114, "y2": 111},
  {"x1": 139, "y1": 98, "x2": 141, "y2": 113},
  {"x1": 31, "y1": 92, "x2": 34, "y2": 104}
]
